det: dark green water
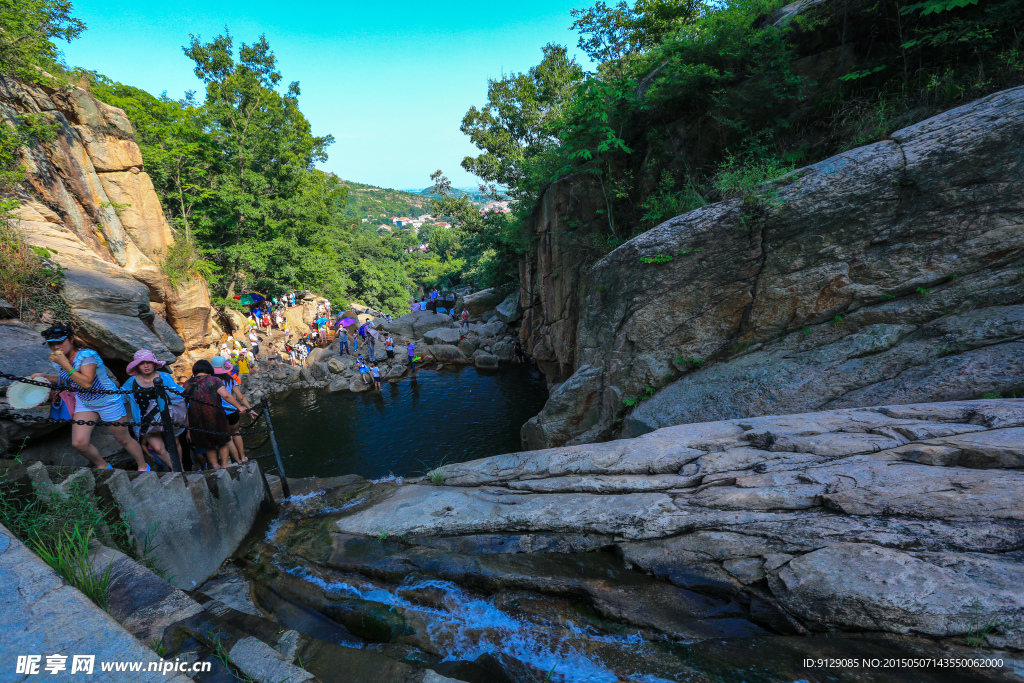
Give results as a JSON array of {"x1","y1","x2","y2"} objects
[{"x1": 267, "y1": 365, "x2": 549, "y2": 480}]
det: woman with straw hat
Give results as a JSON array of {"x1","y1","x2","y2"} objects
[
  {"x1": 121, "y1": 349, "x2": 187, "y2": 470},
  {"x1": 30, "y1": 324, "x2": 149, "y2": 471}
]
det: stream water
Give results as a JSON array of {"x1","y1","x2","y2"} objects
[{"x1": 267, "y1": 364, "x2": 549, "y2": 480}]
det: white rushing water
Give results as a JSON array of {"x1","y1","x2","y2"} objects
[{"x1": 274, "y1": 561, "x2": 680, "y2": 683}]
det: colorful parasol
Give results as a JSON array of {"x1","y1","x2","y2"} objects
[
  {"x1": 239, "y1": 292, "x2": 266, "y2": 306},
  {"x1": 340, "y1": 318, "x2": 356, "y2": 327}
]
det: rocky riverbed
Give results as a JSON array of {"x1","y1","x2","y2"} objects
[
  {"x1": 237, "y1": 300, "x2": 524, "y2": 402},
  {"x1": 242, "y1": 398, "x2": 1024, "y2": 682}
]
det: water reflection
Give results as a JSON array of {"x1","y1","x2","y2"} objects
[{"x1": 267, "y1": 365, "x2": 549, "y2": 480}]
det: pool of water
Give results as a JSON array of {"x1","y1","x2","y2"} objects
[{"x1": 267, "y1": 365, "x2": 549, "y2": 480}]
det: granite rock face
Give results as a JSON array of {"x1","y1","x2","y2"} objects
[
  {"x1": 522, "y1": 86, "x2": 1024, "y2": 449},
  {"x1": 328, "y1": 399, "x2": 1024, "y2": 647},
  {"x1": 0, "y1": 75, "x2": 214, "y2": 362}
]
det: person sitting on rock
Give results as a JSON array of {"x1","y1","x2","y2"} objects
[
  {"x1": 31, "y1": 324, "x2": 150, "y2": 471},
  {"x1": 357, "y1": 356, "x2": 371, "y2": 385},
  {"x1": 122, "y1": 349, "x2": 187, "y2": 470}
]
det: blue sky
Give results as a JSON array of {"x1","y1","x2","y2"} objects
[{"x1": 60, "y1": 0, "x2": 593, "y2": 190}]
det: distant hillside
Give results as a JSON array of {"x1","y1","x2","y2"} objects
[
  {"x1": 411, "y1": 186, "x2": 498, "y2": 205},
  {"x1": 337, "y1": 179, "x2": 432, "y2": 222}
]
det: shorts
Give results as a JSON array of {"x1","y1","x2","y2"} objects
[
  {"x1": 75, "y1": 398, "x2": 126, "y2": 423},
  {"x1": 251, "y1": 345, "x2": 260, "y2": 357},
  {"x1": 226, "y1": 411, "x2": 240, "y2": 426},
  {"x1": 386, "y1": 350, "x2": 394, "y2": 359}
]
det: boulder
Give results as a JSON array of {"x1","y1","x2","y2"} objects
[
  {"x1": 307, "y1": 347, "x2": 332, "y2": 365},
  {"x1": 423, "y1": 327, "x2": 462, "y2": 345},
  {"x1": 467, "y1": 321, "x2": 505, "y2": 337},
  {"x1": 149, "y1": 315, "x2": 185, "y2": 356},
  {"x1": 323, "y1": 399, "x2": 1024, "y2": 645},
  {"x1": 382, "y1": 362, "x2": 406, "y2": 380},
  {"x1": 349, "y1": 378, "x2": 371, "y2": 393},
  {"x1": 462, "y1": 288, "x2": 505, "y2": 317},
  {"x1": 310, "y1": 362, "x2": 331, "y2": 381},
  {"x1": 61, "y1": 262, "x2": 150, "y2": 317},
  {"x1": 473, "y1": 351, "x2": 500, "y2": 369},
  {"x1": 328, "y1": 378, "x2": 349, "y2": 393},
  {"x1": 494, "y1": 292, "x2": 521, "y2": 323},
  {"x1": 426, "y1": 344, "x2": 465, "y2": 364},
  {"x1": 0, "y1": 320, "x2": 61, "y2": 451},
  {"x1": 491, "y1": 339, "x2": 516, "y2": 361},
  {"x1": 73, "y1": 309, "x2": 175, "y2": 363},
  {"x1": 524, "y1": 85, "x2": 1024, "y2": 447},
  {"x1": 457, "y1": 339, "x2": 477, "y2": 357},
  {"x1": 0, "y1": 299, "x2": 17, "y2": 319},
  {"x1": 380, "y1": 310, "x2": 455, "y2": 339},
  {"x1": 327, "y1": 358, "x2": 345, "y2": 374},
  {"x1": 0, "y1": 320, "x2": 52, "y2": 391},
  {"x1": 219, "y1": 307, "x2": 251, "y2": 336}
]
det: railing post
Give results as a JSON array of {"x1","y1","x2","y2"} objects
[
  {"x1": 260, "y1": 397, "x2": 290, "y2": 498},
  {"x1": 152, "y1": 376, "x2": 183, "y2": 473}
]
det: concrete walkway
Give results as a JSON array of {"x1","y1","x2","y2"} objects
[{"x1": 0, "y1": 523, "x2": 193, "y2": 683}]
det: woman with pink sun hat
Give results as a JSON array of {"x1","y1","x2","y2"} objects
[{"x1": 121, "y1": 349, "x2": 187, "y2": 470}]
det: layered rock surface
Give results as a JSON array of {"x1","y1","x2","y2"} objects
[
  {"x1": 522, "y1": 86, "x2": 1024, "y2": 448},
  {"x1": 0, "y1": 75, "x2": 215, "y2": 366},
  {"x1": 296, "y1": 400, "x2": 1023, "y2": 650}
]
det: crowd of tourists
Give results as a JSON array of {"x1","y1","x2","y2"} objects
[
  {"x1": 30, "y1": 323, "x2": 259, "y2": 473},
  {"x1": 24, "y1": 290, "x2": 528, "y2": 471}
]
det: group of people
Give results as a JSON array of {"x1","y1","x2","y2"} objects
[{"x1": 31, "y1": 324, "x2": 259, "y2": 472}]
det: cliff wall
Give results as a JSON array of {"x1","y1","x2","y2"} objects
[
  {"x1": 0, "y1": 75, "x2": 216, "y2": 368},
  {"x1": 521, "y1": 86, "x2": 1024, "y2": 449}
]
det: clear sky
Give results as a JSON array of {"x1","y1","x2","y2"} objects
[{"x1": 60, "y1": 0, "x2": 593, "y2": 191}]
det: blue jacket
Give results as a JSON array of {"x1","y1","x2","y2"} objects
[{"x1": 121, "y1": 372, "x2": 185, "y2": 426}]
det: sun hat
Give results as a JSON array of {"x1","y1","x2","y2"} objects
[
  {"x1": 41, "y1": 323, "x2": 73, "y2": 345},
  {"x1": 126, "y1": 349, "x2": 167, "y2": 376},
  {"x1": 211, "y1": 356, "x2": 233, "y2": 375},
  {"x1": 6, "y1": 379, "x2": 51, "y2": 409}
]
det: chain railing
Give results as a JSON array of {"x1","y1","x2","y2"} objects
[{"x1": 1, "y1": 370, "x2": 287, "y2": 483}]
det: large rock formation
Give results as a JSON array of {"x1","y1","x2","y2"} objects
[
  {"x1": 0, "y1": 75, "x2": 215, "y2": 365},
  {"x1": 306, "y1": 399, "x2": 1024, "y2": 652},
  {"x1": 522, "y1": 86, "x2": 1024, "y2": 449}
]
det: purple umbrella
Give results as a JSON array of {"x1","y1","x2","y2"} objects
[{"x1": 340, "y1": 318, "x2": 356, "y2": 327}]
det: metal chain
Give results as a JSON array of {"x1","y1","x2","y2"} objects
[
  {"x1": 0, "y1": 410, "x2": 138, "y2": 428},
  {"x1": 0, "y1": 370, "x2": 240, "y2": 410},
  {"x1": 0, "y1": 410, "x2": 270, "y2": 437}
]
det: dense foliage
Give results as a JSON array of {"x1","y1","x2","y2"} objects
[{"x1": 456, "y1": 0, "x2": 1024, "y2": 272}]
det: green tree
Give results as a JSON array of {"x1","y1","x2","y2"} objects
[
  {"x1": 460, "y1": 44, "x2": 584, "y2": 198},
  {"x1": 0, "y1": 0, "x2": 84, "y2": 81},
  {"x1": 183, "y1": 31, "x2": 335, "y2": 297},
  {"x1": 570, "y1": 0, "x2": 706, "y2": 66}
]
